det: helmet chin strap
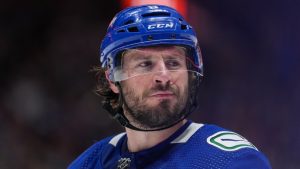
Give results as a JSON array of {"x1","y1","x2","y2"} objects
[{"x1": 103, "y1": 79, "x2": 197, "y2": 131}]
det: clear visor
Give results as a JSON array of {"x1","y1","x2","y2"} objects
[{"x1": 111, "y1": 46, "x2": 202, "y2": 82}]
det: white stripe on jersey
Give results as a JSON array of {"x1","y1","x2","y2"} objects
[
  {"x1": 109, "y1": 133, "x2": 126, "y2": 147},
  {"x1": 171, "y1": 123, "x2": 204, "y2": 144}
]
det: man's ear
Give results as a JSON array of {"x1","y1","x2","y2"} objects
[{"x1": 105, "y1": 70, "x2": 119, "y2": 94}]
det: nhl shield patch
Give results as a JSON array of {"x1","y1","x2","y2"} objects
[
  {"x1": 117, "y1": 158, "x2": 131, "y2": 169},
  {"x1": 207, "y1": 131, "x2": 258, "y2": 151}
]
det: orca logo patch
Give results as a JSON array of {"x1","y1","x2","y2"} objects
[{"x1": 207, "y1": 131, "x2": 258, "y2": 151}]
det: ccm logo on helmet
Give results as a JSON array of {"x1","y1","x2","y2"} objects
[{"x1": 147, "y1": 22, "x2": 174, "y2": 30}]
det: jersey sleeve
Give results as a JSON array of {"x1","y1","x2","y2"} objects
[{"x1": 228, "y1": 150, "x2": 272, "y2": 169}]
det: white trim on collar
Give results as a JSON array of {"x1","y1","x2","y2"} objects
[
  {"x1": 171, "y1": 123, "x2": 204, "y2": 144},
  {"x1": 109, "y1": 133, "x2": 126, "y2": 147}
]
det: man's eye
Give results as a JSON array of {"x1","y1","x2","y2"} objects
[
  {"x1": 138, "y1": 61, "x2": 152, "y2": 67},
  {"x1": 166, "y1": 60, "x2": 181, "y2": 69}
]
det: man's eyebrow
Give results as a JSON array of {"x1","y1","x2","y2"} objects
[
  {"x1": 126, "y1": 54, "x2": 151, "y2": 62},
  {"x1": 163, "y1": 54, "x2": 186, "y2": 60}
]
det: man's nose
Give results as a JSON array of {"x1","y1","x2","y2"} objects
[{"x1": 153, "y1": 61, "x2": 172, "y2": 85}]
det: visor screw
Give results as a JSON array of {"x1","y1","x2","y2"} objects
[{"x1": 147, "y1": 35, "x2": 153, "y2": 41}]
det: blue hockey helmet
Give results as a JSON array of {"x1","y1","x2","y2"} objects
[{"x1": 100, "y1": 4, "x2": 203, "y2": 82}]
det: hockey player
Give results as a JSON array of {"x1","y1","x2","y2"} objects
[{"x1": 68, "y1": 5, "x2": 272, "y2": 169}]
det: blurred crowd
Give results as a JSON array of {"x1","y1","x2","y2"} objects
[{"x1": 1, "y1": 0, "x2": 299, "y2": 168}]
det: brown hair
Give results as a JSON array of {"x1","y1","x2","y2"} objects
[{"x1": 91, "y1": 66, "x2": 120, "y2": 108}]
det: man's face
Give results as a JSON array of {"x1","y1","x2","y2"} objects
[{"x1": 119, "y1": 46, "x2": 189, "y2": 129}]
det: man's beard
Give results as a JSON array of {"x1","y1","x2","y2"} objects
[{"x1": 121, "y1": 82, "x2": 188, "y2": 130}]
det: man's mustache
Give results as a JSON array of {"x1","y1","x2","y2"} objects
[{"x1": 143, "y1": 82, "x2": 179, "y2": 97}]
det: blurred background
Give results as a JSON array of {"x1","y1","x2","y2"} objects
[{"x1": 1, "y1": 0, "x2": 299, "y2": 168}]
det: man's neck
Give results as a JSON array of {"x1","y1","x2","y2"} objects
[{"x1": 125, "y1": 119, "x2": 187, "y2": 152}]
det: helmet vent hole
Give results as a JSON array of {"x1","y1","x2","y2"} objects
[
  {"x1": 123, "y1": 20, "x2": 134, "y2": 25},
  {"x1": 127, "y1": 27, "x2": 139, "y2": 32},
  {"x1": 142, "y1": 12, "x2": 170, "y2": 18},
  {"x1": 181, "y1": 24, "x2": 188, "y2": 30}
]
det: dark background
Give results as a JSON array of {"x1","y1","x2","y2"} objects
[{"x1": 1, "y1": 0, "x2": 299, "y2": 168}]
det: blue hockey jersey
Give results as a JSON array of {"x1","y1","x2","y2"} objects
[{"x1": 68, "y1": 121, "x2": 271, "y2": 169}]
